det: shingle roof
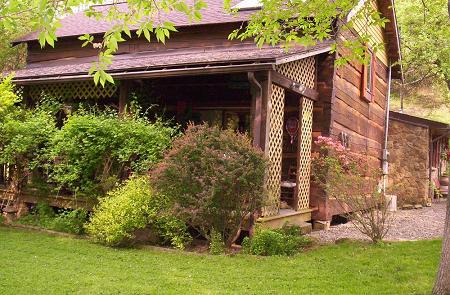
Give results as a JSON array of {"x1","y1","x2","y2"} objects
[
  {"x1": 15, "y1": 0, "x2": 253, "y2": 43},
  {"x1": 12, "y1": 41, "x2": 332, "y2": 81}
]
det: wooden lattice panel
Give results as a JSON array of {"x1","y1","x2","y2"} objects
[
  {"x1": 276, "y1": 57, "x2": 316, "y2": 88},
  {"x1": 297, "y1": 98, "x2": 314, "y2": 209},
  {"x1": 27, "y1": 81, "x2": 118, "y2": 100},
  {"x1": 263, "y1": 84, "x2": 285, "y2": 217}
]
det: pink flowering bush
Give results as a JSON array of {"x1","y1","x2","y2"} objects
[
  {"x1": 311, "y1": 136, "x2": 367, "y2": 186},
  {"x1": 311, "y1": 136, "x2": 391, "y2": 243}
]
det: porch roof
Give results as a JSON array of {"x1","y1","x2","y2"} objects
[{"x1": 11, "y1": 42, "x2": 332, "y2": 84}]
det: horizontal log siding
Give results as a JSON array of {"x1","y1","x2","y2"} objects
[
  {"x1": 26, "y1": 24, "x2": 250, "y2": 64},
  {"x1": 331, "y1": 52, "x2": 388, "y2": 161},
  {"x1": 352, "y1": 0, "x2": 388, "y2": 65}
]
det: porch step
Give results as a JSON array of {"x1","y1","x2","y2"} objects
[{"x1": 256, "y1": 208, "x2": 314, "y2": 234}]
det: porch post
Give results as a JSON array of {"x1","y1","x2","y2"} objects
[
  {"x1": 118, "y1": 80, "x2": 130, "y2": 116},
  {"x1": 296, "y1": 97, "x2": 314, "y2": 209},
  {"x1": 248, "y1": 72, "x2": 262, "y2": 148},
  {"x1": 249, "y1": 71, "x2": 283, "y2": 217},
  {"x1": 264, "y1": 73, "x2": 285, "y2": 217},
  {"x1": 275, "y1": 57, "x2": 316, "y2": 211}
]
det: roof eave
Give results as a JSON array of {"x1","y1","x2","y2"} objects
[{"x1": 12, "y1": 62, "x2": 276, "y2": 85}]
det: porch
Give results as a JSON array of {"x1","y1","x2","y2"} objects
[{"x1": 6, "y1": 55, "x2": 320, "y2": 228}]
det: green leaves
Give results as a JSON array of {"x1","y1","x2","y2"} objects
[
  {"x1": 48, "y1": 110, "x2": 175, "y2": 196},
  {"x1": 79, "y1": 34, "x2": 94, "y2": 47},
  {"x1": 396, "y1": 0, "x2": 450, "y2": 89},
  {"x1": 229, "y1": 0, "x2": 386, "y2": 67}
]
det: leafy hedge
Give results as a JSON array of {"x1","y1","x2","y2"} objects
[
  {"x1": 48, "y1": 112, "x2": 176, "y2": 195},
  {"x1": 0, "y1": 76, "x2": 176, "y2": 198}
]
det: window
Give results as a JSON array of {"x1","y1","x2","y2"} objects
[
  {"x1": 232, "y1": 0, "x2": 263, "y2": 11},
  {"x1": 362, "y1": 47, "x2": 375, "y2": 101}
]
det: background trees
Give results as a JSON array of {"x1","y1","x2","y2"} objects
[{"x1": 391, "y1": 0, "x2": 450, "y2": 123}]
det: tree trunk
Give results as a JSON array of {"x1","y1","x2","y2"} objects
[{"x1": 433, "y1": 194, "x2": 450, "y2": 294}]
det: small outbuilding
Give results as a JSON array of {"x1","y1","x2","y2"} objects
[{"x1": 388, "y1": 111, "x2": 449, "y2": 206}]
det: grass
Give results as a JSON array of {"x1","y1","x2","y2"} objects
[{"x1": 0, "y1": 226, "x2": 441, "y2": 295}]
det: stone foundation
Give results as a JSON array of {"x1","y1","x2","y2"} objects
[{"x1": 388, "y1": 120, "x2": 429, "y2": 205}]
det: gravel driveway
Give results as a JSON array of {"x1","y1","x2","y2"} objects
[{"x1": 309, "y1": 200, "x2": 447, "y2": 243}]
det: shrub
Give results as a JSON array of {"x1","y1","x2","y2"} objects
[
  {"x1": 48, "y1": 111, "x2": 176, "y2": 196},
  {"x1": 85, "y1": 176, "x2": 190, "y2": 248},
  {"x1": 242, "y1": 225, "x2": 312, "y2": 256},
  {"x1": 311, "y1": 136, "x2": 392, "y2": 243},
  {"x1": 152, "y1": 124, "x2": 266, "y2": 247},
  {"x1": 16, "y1": 202, "x2": 88, "y2": 234},
  {"x1": 0, "y1": 95, "x2": 58, "y2": 196},
  {"x1": 51, "y1": 209, "x2": 88, "y2": 234},
  {"x1": 209, "y1": 229, "x2": 225, "y2": 255},
  {"x1": 0, "y1": 75, "x2": 21, "y2": 118},
  {"x1": 35, "y1": 202, "x2": 55, "y2": 218}
]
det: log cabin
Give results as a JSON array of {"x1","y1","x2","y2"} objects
[{"x1": 3, "y1": 0, "x2": 403, "y2": 230}]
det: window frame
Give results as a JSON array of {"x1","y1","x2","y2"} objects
[{"x1": 362, "y1": 47, "x2": 375, "y2": 102}]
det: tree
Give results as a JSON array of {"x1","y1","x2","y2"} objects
[{"x1": 395, "y1": 0, "x2": 450, "y2": 91}]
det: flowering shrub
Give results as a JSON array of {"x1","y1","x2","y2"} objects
[
  {"x1": 311, "y1": 136, "x2": 366, "y2": 185},
  {"x1": 311, "y1": 136, "x2": 391, "y2": 243},
  {"x1": 152, "y1": 124, "x2": 266, "y2": 247}
]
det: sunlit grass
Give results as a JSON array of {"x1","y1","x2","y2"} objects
[{"x1": 0, "y1": 226, "x2": 441, "y2": 295}]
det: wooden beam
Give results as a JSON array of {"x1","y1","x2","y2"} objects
[
  {"x1": 259, "y1": 71, "x2": 272, "y2": 154},
  {"x1": 248, "y1": 72, "x2": 262, "y2": 148},
  {"x1": 13, "y1": 63, "x2": 275, "y2": 85},
  {"x1": 118, "y1": 80, "x2": 130, "y2": 116},
  {"x1": 270, "y1": 70, "x2": 318, "y2": 101}
]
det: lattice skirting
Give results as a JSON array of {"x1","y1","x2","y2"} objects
[
  {"x1": 26, "y1": 81, "x2": 118, "y2": 100},
  {"x1": 297, "y1": 98, "x2": 314, "y2": 209},
  {"x1": 263, "y1": 84, "x2": 285, "y2": 217}
]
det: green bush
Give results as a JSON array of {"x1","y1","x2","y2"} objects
[
  {"x1": 35, "y1": 202, "x2": 55, "y2": 218},
  {"x1": 152, "y1": 124, "x2": 266, "y2": 247},
  {"x1": 85, "y1": 176, "x2": 190, "y2": 248},
  {"x1": 0, "y1": 75, "x2": 21, "y2": 119},
  {"x1": 48, "y1": 111, "x2": 176, "y2": 196},
  {"x1": 0, "y1": 92, "x2": 58, "y2": 195},
  {"x1": 242, "y1": 225, "x2": 312, "y2": 256},
  {"x1": 51, "y1": 209, "x2": 88, "y2": 234},
  {"x1": 16, "y1": 202, "x2": 88, "y2": 235},
  {"x1": 209, "y1": 229, "x2": 225, "y2": 255}
]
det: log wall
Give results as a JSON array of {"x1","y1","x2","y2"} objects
[
  {"x1": 312, "y1": 29, "x2": 389, "y2": 221},
  {"x1": 26, "y1": 24, "x2": 249, "y2": 64}
]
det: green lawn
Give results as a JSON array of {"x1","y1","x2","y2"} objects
[{"x1": 0, "y1": 226, "x2": 441, "y2": 295}]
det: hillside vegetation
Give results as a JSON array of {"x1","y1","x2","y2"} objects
[{"x1": 392, "y1": 0, "x2": 450, "y2": 124}]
